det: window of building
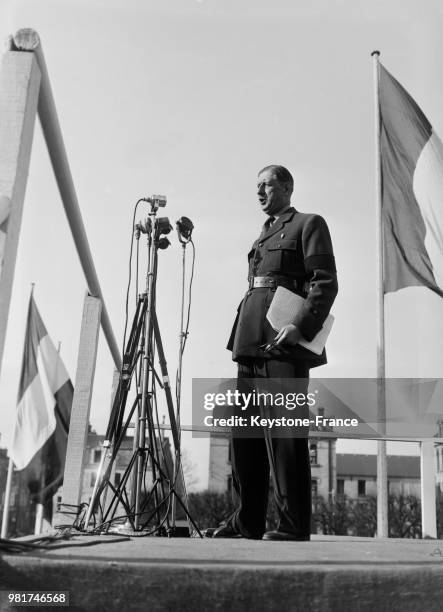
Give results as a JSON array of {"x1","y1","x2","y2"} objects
[
  {"x1": 309, "y1": 443, "x2": 318, "y2": 465},
  {"x1": 114, "y1": 472, "x2": 122, "y2": 487},
  {"x1": 228, "y1": 443, "x2": 232, "y2": 464},
  {"x1": 358, "y1": 479, "x2": 366, "y2": 496},
  {"x1": 227, "y1": 475, "x2": 232, "y2": 494},
  {"x1": 90, "y1": 472, "x2": 96, "y2": 487},
  {"x1": 93, "y1": 449, "x2": 101, "y2": 463},
  {"x1": 337, "y1": 479, "x2": 344, "y2": 495},
  {"x1": 311, "y1": 479, "x2": 318, "y2": 497}
]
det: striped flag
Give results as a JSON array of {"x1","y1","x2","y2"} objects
[
  {"x1": 10, "y1": 294, "x2": 72, "y2": 517},
  {"x1": 379, "y1": 64, "x2": 443, "y2": 296}
]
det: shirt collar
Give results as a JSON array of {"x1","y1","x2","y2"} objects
[{"x1": 272, "y1": 205, "x2": 291, "y2": 220}]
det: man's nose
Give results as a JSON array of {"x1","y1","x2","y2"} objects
[{"x1": 257, "y1": 184, "x2": 265, "y2": 195}]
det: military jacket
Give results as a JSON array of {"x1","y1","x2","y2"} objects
[{"x1": 227, "y1": 207, "x2": 338, "y2": 368}]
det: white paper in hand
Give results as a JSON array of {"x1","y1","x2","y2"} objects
[{"x1": 266, "y1": 286, "x2": 334, "y2": 355}]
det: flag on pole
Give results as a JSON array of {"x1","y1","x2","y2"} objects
[
  {"x1": 10, "y1": 294, "x2": 73, "y2": 518},
  {"x1": 379, "y1": 63, "x2": 443, "y2": 296}
]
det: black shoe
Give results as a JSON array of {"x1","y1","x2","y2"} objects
[
  {"x1": 212, "y1": 523, "x2": 244, "y2": 538},
  {"x1": 202, "y1": 527, "x2": 217, "y2": 538},
  {"x1": 262, "y1": 530, "x2": 310, "y2": 541}
]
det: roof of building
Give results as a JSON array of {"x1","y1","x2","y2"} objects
[{"x1": 336, "y1": 454, "x2": 420, "y2": 479}]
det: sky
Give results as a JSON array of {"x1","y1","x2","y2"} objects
[{"x1": 1, "y1": 0, "x2": 443, "y2": 489}]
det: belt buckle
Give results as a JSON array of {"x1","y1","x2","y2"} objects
[{"x1": 250, "y1": 276, "x2": 279, "y2": 289}]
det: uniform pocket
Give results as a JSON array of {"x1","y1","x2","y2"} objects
[{"x1": 266, "y1": 239, "x2": 299, "y2": 274}]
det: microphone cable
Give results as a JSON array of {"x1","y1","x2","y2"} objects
[{"x1": 121, "y1": 198, "x2": 145, "y2": 359}]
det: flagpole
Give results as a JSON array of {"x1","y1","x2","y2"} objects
[
  {"x1": 372, "y1": 50, "x2": 388, "y2": 538},
  {"x1": 1, "y1": 457, "x2": 14, "y2": 538}
]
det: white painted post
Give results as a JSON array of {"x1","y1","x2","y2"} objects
[
  {"x1": 420, "y1": 441, "x2": 437, "y2": 538},
  {"x1": 34, "y1": 503, "x2": 43, "y2": 535},
  {"x1": 0, "y1": 48, "x2": 40, "y2": 375},
  {"x1": 100, "y1": 369, "x2": 121, "y2": 511},
  {"x1": 54, "y1": 294, "x2": 102, "y2": 526}
]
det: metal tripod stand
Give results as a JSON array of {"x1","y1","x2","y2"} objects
[{"x1": 84, "y1": 199, "x2": 201, "y2": 536}]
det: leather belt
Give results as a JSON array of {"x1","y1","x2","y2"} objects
[{"x1": 249, "y1": 276, "x2": 298, "y2": 290}]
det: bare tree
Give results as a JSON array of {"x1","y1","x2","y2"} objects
[
  {"x1": 188, "y1": 490, "x2": 234, "y2": 528},
  {"x1": 180, "y1": 447, "x2": 199, "y2": 492}
]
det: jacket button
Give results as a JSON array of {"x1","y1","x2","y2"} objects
[{"x1": 258, "y1": 242, "x2": 263, "y2": 247}]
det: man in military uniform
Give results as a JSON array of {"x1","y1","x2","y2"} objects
[{"x1": 213, "y1": 164, "x2": 338, "y2": 541}]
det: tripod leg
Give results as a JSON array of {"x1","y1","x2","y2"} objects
[
  {"x1": 152, "y1": 312, "x2": 180, "y2": 451},
  {"x1": 146, "y1": 451, "x2": 202, "y2": 537},
  {"x1": 153, "y1": 310, "x2": 194, "y2": 532},
  {"x1": 170, "y1": 488, "x2": 202, "y2": 538},
  {"x1": 85, "y1": 295, "x2": 148, "y2": 531},
  {"x1": 102, "y1": 451, "x2": 139, "y2": 531}
]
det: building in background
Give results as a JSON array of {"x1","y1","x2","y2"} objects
[
  {"x1": 78, "y1": 428, "x2": 135, "y2": 506},
  {"x1": 336, "y1": 454, "x2": 420, "y2": 498},
  {"x1": 0, "y1": 437, "x2": 35, "y2": 537},
  {"x1": 209, "y1": 413, "x2": 426, "y2": 502}
]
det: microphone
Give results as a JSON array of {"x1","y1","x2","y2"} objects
[
  {"x1": 176, "y1": 217, "x2": 194, "y2": 242},
  {"x1": 141, "y1": 195, "x2": 167, "y2": 208}
]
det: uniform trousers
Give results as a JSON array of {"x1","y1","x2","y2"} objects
[{"x1": 230, "y1": 357, "x2": 311, "y2": 538}]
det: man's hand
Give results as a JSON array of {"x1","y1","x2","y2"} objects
[{"x1": 274, "y1": 323, "x2": 302, "y2": 348}]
